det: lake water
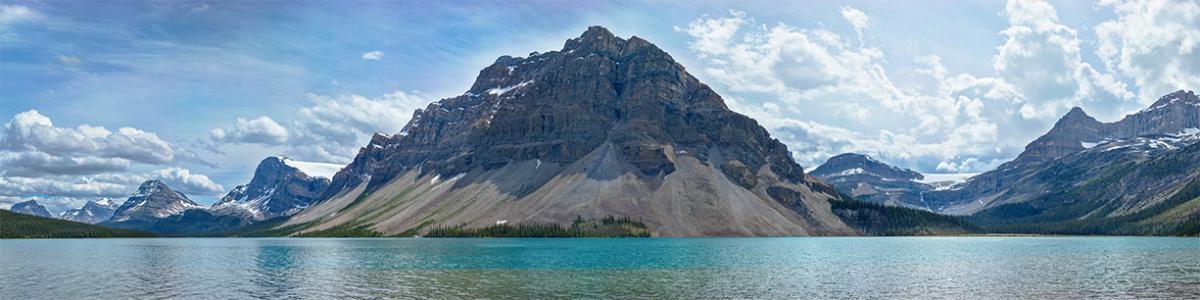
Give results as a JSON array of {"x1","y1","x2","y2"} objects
[{"x1": 1, "y1": 237, "x2": 1197, "y2": 299}]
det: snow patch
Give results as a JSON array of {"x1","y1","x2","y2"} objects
[
  {"x1": 487, "y1": 80, "x2": 533, "y2": 96},
  {"x1": 282, "y1": 158, "x2": 344, "y2": 179}
]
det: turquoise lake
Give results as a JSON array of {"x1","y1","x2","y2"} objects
[{"x1": 1, "y1": 237, "x2": 1197, "y2": 299}]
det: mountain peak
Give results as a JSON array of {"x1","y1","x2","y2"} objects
[
  {"x1": 811, "y1": 153, "x2": 924, "y2": 181},
  {"x1": 10, "y1": 199, "x2": 52, "y2": 218},
  {"x1": 1056, "y1": 106, "x2": 1096, "y2": 125},
  {"x1": 137, "y1": 180, "x2": 168, "y2": 192},
  {"x1": 580, "y1": 25, "x2": 615, "y2": 40},
  {"x1": 563, "y1": 25, "x2": 626, "y2": 54},
  {"x1": 1143, "y1": 89, "x2": 1199, "y2": 113}
]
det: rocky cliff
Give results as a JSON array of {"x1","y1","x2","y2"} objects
[
  {"x1": 213, "y1": 156, "x2": 331, "y2": 220},
  {"x1": 282, "y1": 26, "x2": 913, "y2": 237}
]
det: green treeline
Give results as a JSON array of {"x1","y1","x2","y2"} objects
[
  {"x1": 829, "y1": 198, "x2": 980, "y2": 235},
  {"x1": 0, "y1": 210, "x2": 155, "y2": 238},
  {"x1": 426, "y1": 215, "x2": 651, "y2": 237}
]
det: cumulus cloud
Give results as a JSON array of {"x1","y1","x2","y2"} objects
[
  {"x1": 1, "y1": 110, "x2": 177, "y2": 177},
  {"x1": 0, "y1": 110, "x2": 223, "y2": 211},
  {"x1": 1095, "y1": 0, "x2": 1200, "y2": 104},
  {"x1": 0, "y1": 166, "x2": 223, "y2": 209},
  {"x1": 206, "y1": 90, "x2": 430, "y2": 164},
  {"x1": 361, "y1": 50, "x2": 385, "y2": 60},
  {"x1": 210, "y1": 116, "x2": 289, "y2": 145},
  {"x1": 288, "y1": 90, "x2": 430, "y2": 163},
  {"x1": 150, "y1": 167, "x2": 224, "y2": 196},
  {"x1": 676, "y1": 6, "x2": 1079, "y2": 173},
  {"x1": 993, "y1": 0, "x2": 1129, "y2": 120}
]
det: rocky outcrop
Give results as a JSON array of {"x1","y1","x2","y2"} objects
[
  {"x1": 213, "y1": 156, "x2": 330, "y2": 220},
  {"x1": 10, "y1": 199, "x2": 52, "y2": 218},
  {"x1": 285, "y1": 26, "x2": 875, "y2": 237},
  {"x1": 59, "y1": 198, "x2": 118, "y2": 224}
]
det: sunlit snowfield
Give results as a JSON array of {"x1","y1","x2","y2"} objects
[{"x1": 1, "y1": 237, "x2": 1197, "y2": 299}]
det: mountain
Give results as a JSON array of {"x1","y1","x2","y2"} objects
[
  {"x1": 810, "y1": 153, "x2": 935, "y2": 209},
  {"x1": 10, "y1": 199, "x2": 52, "y2": 218},
  {"x1": 0, "y1": 209, "x2": 154, "y2": 238},
  {"x1": 212, "y1": 156, "x2": 332, "y2": 220},
  {"x1": 277, "y1": 26, "x2": 974, "y2": 237},
  {"x1": 58, "y1": 198, "x2": 118, "y2": 224},
  {"x1": 926, "y1": 90, "x2": 1200, "y2": 215},
  {"x1": 100, "y1": 180, "x2": 247, "y2": 235},
  {"x1": 910, "y1": 90, "x2": 1200, "y2": 235},
  {"x1": 107, "y1": 180, "x2": 201, "y2": 223}
]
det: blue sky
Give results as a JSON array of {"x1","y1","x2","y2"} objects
[{"x1": 2, "y1": 0, "x2": 1198, "y2": 212}]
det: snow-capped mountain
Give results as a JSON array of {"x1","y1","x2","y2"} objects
[
  {"x1": 106, "y1": 180, "x2": 201, "y2": 223},
  {"x1": 212, "y1": 156, "x2": 332, "y2": 220},
  {"x1": 59, "y1": 198, "x2": 119, "y2": 224},
  {"x1": 811, "y1": 153, "x2": 933, "y2": 209},
  {"x1": 9, "y1": 199, "x2": 52, "y2": 218},
  {"x1": 926, "y1": 90, "x2": 1200, "y2": 215},
  {"x1": 908, "y1": 90, "x2": 1200, "y2": 234}
]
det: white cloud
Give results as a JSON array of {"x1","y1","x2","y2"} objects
[
  {"x1": 288, "y1": 91, "x2": 429, "y2": 163},
  {"x1": 0, "y1": 4, "x2": 41, "y2": 27},
  {"x1": 677, "y1": 8, "x2": 1056, "y2": 172},
  {"x1": 0, "y1": 166, "x2": 223, "y2": 207},
  {"x1": 210, "y1": 116, "x2": 289, "y2": 145},
  {"x1": 150, "y1": 167, "x2": 224, "y2": 196},
  {"x1": 840, "y1": 6, "x2": 869, "y2": 42},
  {"x1": 0, "y1": 151, "x2": 130, "y2": 177},
  {"x1": 673, "y1": 10, "x2": 747, "y2": 56},
  {"x1": 207, "y1": 90, "x2": 430, "y2": 164},
  {"x1": 0, "y1": 110, "x2": 223, "y2": 210},
  {"x1": 992, "y1": 0, "x2": 1128, "y2": 120},
  {"x1": 2, "y1": 110, "x2": 176, "y2": 175},
  {"x1": 361, "y1": 50, "x2": 385, "y2": 60},
  {"x1": 1096, "y1": 0, "x2": 1200, "y2": 104}
]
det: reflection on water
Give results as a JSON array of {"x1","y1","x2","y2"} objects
[{"x1": 1, "y1": 237, "x2": 1197, "y2": 299}]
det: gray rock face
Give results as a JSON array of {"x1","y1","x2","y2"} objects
[
  {"x1": 811, "y1": 153, "x2": 933, "y2": 209},
  {"x1": 325, "y1": 26, "x2": 809, "y2": 202},
  {"x1": 10, "y1": 199, "x2": 52, "y2": 218},
  {"x1": 107, "y1": 180, "x2": 200, "y2": 223},
  {"x1": 927, "y1": 90, "x2": 1200, "y2": 215},
  {"x1": 213, "y1": 156, "x2": 330, "y2": 220},
  {"x1": 295, "y1": 26, "x2": 860, "y2": 236},
  {"x1": 59, "y1": 198, "x2": 118, "y2": 224}
]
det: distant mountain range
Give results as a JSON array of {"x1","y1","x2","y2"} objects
[
  {"x1": 814, "y1": 90, "x2": 1200, "y2": 235},
  {"x1": 59, "y1": 198, "x2": 118, "y2": 224},
  {"x1": 3, "y1": 27, "x2": 1194, "y2": 237}
]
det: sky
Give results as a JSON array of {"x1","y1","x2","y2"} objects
[{"x1": 1, "y1": 0, "x2": 1198, "y2": 213}]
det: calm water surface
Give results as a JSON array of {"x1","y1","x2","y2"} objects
[{"x1": 1, "y1": 237, "x2": 1197, "y2": 299}]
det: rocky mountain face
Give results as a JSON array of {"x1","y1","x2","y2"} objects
[
  {"x1": 212, "y1": 156, "x2": 331, "y2": 220},
  {"x1": 811, "y1": 153, "x2": 934, "y2": 209},
  {"x1": 281, "y1": 26, "x2": 969, "y2": 237},
  {"x1": 59, "y1": 198, "x2": 118, "y2": 224},
  {"x1": 10, "y1": 199, "x2": 52, "y2": 218}
]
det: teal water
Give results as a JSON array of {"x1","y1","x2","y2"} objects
[{"x1": 1, "y1": 237, "x2": 1197, "y2": 299}]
